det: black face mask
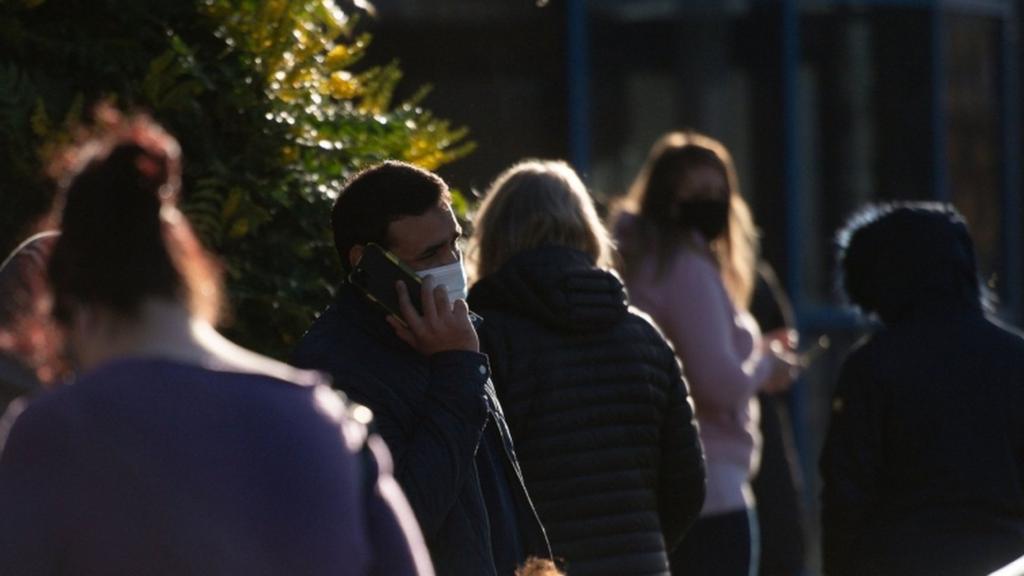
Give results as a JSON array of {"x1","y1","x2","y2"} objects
[{"x1": 675, "y1": 198, "x2": 729, "y2": 240}]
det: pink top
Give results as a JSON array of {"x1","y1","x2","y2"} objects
[{"x1": 622, "y1": 232, "x2": 772, "y2": 516}]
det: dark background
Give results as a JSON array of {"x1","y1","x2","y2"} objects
[{"x1": 361, "y1": 2, "x2": 1024, "y2": 571}]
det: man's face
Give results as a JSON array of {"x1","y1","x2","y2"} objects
[{"x1": 386, "y1": 202, "x2": 463, "y2": 272}]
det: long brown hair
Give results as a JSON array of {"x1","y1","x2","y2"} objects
[{"x1": 615, "y1": 131, "x2": 758, "y2": 309}]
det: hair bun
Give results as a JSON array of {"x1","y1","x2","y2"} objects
[{"x1": 47, "y1": 109, "x2": 218, "y2": 324}]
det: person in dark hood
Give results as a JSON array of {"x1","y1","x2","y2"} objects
[
  {"x1": 467, "y1": 159, "x2": 706, "y2": 576},
  {"x1": 820, "y1": 202, "x2": 1024, "y2": 576}
]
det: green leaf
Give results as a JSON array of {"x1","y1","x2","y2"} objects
[{"x1": 3, "y1": 0, "x2": 476, "y2": 359}]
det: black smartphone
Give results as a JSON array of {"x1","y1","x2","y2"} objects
[{"x1": 348, "y1": 243, "x2": 423, "y2": 319}]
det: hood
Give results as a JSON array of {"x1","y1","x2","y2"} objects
[{"x1": 468, "y1": 246, "x2": 629, "y2": 332}]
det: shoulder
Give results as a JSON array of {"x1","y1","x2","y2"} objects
[
  {"x1": 973, "y1": 316, "x2": 1024, "y2": 366},
  {"x1": 844, "y1": 330, "x2": 882, "y2": 362},
  {"x1": 621, "y1": 306, "x2": 686, "y2": 368},
  {"x1": 625, "y1": 305, "x2": 675, "y2": 347},
  {"x1": 1, "y1": 385, "x2": 78, "y2": 466},
  {"x1": 292, "y1": 304, "x2": 369, "y2": 371},
  {"x1": 836, "y1": 332, "x2": 888, "y2": 387},
  {"x1": 294, "y1": 305, "x2": 345, "y2": 351},
  {"x1": 984, "y1": 315, "x2": 1024, "y2": 342}
]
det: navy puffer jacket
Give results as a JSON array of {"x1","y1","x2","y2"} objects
[
  {"x1": 292, "y1": 284, "x2": 550, "y2": 576},
  {"x1": 469, "y1": 247, "x2": 706, "y2": 576}
]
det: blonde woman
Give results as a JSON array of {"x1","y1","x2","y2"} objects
[
  {"x1": 613, "y1": 132, "x2": 797, "y2": 576},
  {"x1": 468, "y1": 160, "x2": 706, "y2": 576}
]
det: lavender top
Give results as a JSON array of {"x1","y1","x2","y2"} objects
[
  {"x1": 617, "y1": 217, "x2": 772, "y2": 516},
  {"x1": 0, "y1": 357, "x2": 430, "y2": 575}
]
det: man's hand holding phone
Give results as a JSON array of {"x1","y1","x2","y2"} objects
[{"x1": 386, "y1": 275, "x2": 480, "y2": 356}]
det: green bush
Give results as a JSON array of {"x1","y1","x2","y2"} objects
[{"x1": 0, "y1": 0, "x2": 474, "y2": 358}]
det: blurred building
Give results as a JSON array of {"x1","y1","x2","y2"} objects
[{"x1": 366, "y1": 0, "x2": 1023, "y2": 571}]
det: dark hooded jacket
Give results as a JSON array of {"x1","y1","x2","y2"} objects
[
  {"x1": 821, "y1": 205, "x2": 1024, "y2": 576},
  {"x1": 292, "y1": 283, "x2": 549, "y2": 576},
  {"x1": 820, "y1": 312, "x2": 1024, "y2": 576},
  {"x1": 468, "y1": 247, "x2": 706, "y2": 576}
]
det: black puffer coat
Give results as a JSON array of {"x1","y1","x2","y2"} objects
[{"x1": 469, "y1": 247, "x2": 706, "y2": 576}]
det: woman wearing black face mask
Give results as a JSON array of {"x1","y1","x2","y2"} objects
[{"x1": 613, "y1": 131, "x2": 798, "y2": 576}]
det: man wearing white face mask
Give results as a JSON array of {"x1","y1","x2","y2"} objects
[{"x1": 292, "y1": 161, "x2": 551, "y2": 576}]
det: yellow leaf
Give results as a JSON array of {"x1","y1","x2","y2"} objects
[
  {"x1": 325, "y1": 44, "x2": 350, "y2": 68},
  {"x1": 328, "y1": 71, "x2": 360, "y2": 99}
]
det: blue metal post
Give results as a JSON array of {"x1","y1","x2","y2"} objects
[
  {"x1": 566, "y1": 0, "x2": 591, "y2": 178},
  {"x1": 931, "y1": 2, "x2": 951, "y2": 201},
  {"x1": 1000, "y1": 9, "x2": 1022, "y2": 321},
  {"x1": 782, "y1": 0, "x2": 801, "y2": 309},
  {"x1": 780, "y1": 0, "x2": 813, "y2": 502}
]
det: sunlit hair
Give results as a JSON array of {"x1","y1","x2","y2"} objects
[
  {"x1": 614, "y1": 131, "x2": 758, "y2": 309},
  {"x1": 515, "y1": 557, "x2": 565, "y2": 576},
  {"x1": 47, "y1": 105, "x2": 222, "y2": 325},
  {"x1": 469, "y1": 159, "x2": 614, "y2": 282},
  {"x1": 837, "y1": 201, "x2": 984, "y2": 324}
]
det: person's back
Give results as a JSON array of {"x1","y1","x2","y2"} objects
[
  {"x1": 467, "y1": 160, "x2": 705, "y2": 576},
  {"x1": 0, "y1": 109, "x2": 431, "y2": 576},
  {"x1": 821, "y1": 202, "x2": 1024, "y2": 576},
  {"x1": 822, "y1": 313, "x2": 1024, "y2": 575},
  {"x1": 0, "y1": 358, "x2": 393, "y2": 574},
  {"x1": 470, "y1": 247, "x2": 705, "y2": 575}
]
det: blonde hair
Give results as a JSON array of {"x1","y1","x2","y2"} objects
[
  {"x1": 515, "y1": 557, "x2": 565, "y2": 576},
  {"x1": 615, "y1": 131, "x2": 758, "y2": 309},
  {"x1": 469, "y1": 159, "x2": 615, "y2": 282}
]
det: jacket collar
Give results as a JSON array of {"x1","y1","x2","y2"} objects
[{"x1": 468, "y1": 246, "x2": 628, "y2": 332}]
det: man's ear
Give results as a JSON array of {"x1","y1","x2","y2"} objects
[{"x1": 348, "y1": 244, "x2": 364, "y2": 269}]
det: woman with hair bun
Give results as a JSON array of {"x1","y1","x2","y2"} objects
[{"x1": 0, "y1": 108, "x2": 433, "y2": 576}]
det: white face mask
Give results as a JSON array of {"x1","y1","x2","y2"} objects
[{"x1": 416, "y1": 259, "x2": 468, "y2": 302}]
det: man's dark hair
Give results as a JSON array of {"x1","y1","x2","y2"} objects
[{"x1": 332, "y1": 161, "x2": 450, "y2": 271}]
